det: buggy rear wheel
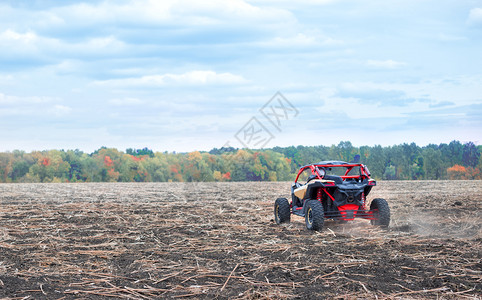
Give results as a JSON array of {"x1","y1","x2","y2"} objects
[
  {"x1": 305, "y1": 200, "x2": 324, "y2": 231},
  {"x1": 274, "y1": 197, "x2": 291, "y2": 224},
  {"x1": 370, "y1": 198, "x2": 390, "y2": 227}
]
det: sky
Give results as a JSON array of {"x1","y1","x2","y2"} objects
[{"x1": 0, "y1": 0, "x2": 481, "y2": 153}]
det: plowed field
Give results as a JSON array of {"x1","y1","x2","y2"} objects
[{"x1": 0, "y1": 181, "x2": 480, "y2": 299}]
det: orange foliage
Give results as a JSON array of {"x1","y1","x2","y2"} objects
[
  {"x1": 188, "y1": 151, "x2": 202, "y2": 162},
  {"x1": 446, "y1": 164, "x2": 481, "y2": 180},
  {"x1": 285, "y1": 158, "x2": 292, "y2": 164},
  {"x1": 222, "y1": 172, "x2": 231, "y2": 180},
  {"x1": 107, "y1": 168, "x2": 119, "y2": 179},
  {"x1": 174, "y1": 173, "x2": 183, "y2": 182},
  {"x1": 447, "y1": 164, "x2": 467, "y2": 180},
  {"x1": 447, "y1": 164, "x2": 466, "y2": 173},
  {"x1": 130, "y1": 155, "x2": 141, "y2": 162},
  {"x1": 467, "y1": 167, "x2": 481, "y2": 180},
  {"x1": 104, "y1": 156, "x2": 114, "y2": 167},
  {"x1": 42, "y1": 158, "x2": 51, "y2": 166},
  {"x1": 170, "y1": 165, "x2": 178, "y2": 174}
]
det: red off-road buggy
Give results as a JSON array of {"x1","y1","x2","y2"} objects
[{"x1": 274, "y1": 161, "x2": 390, "y2": 231}]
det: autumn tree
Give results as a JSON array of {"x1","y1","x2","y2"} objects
[
  {"x1": 28, "y1": 150, "x2": 70, "y2": 182},
  {"x1": 1, "y1": 140, "x2": 480, "y2": 182},
  {"x1": 92, "y1": 148, "x2": 122, "y2": 182},
  {"x1": 447, "y1": 164, "x2": 467, "y2": 180}
]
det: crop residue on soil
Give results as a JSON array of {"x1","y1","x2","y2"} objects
[{"x1": 0, "y1": 181, "x2": 481, "y2": 299}]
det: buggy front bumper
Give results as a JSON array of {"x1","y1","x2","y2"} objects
[{"x1": 324, "y1": 209, "x2": 377, "y2": 221}]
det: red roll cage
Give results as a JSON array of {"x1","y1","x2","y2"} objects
[{"x1": 294, "y1": 163, "x2": 371, "y2": 183}]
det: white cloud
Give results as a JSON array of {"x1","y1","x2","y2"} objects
[
  {"x1": 366, "y1": 59, "x2": 406, "y2": 69},
  {"x1": 51, "y1": 105, "x2": 72, "y2": 117},
  {"x1": 324, "y1": 82, "x2": 439, "y2": 120},
  {"x1": 437, "y1": 33, "x2": 467, "y2": 42},
  {"x1": 0, "y1": 29, "x2": 45, "y2": 58},
  {"x1": 467, "y1": 7, "x2": 482, "y2": 26},
  {"x1": 265, "y1": 32, "x2": 343, "y2": 48},
  {"x1": 0, "y1": 93, "x2": 55, "y2": 105},
  {"x1": 109, "y1": 98, "x2": 144, "y2": 106},
  {"x1": 247, "y1": 0, "x2": 336, "y2": 5},
  {"x1": 0, "y1": 0, "x2": 297, "y2": 69},
  {"x1": 0, "y1": 29, "x2": 126, "y2": 63},
  {"x1": 318, "y1": 95, "x2": 424, "y2": 121},
  {"x1": 48, "y1": 0, "x2": 294, "y2": 29},
  {"x1": 0, "y1": 1, "x2": 481, "y2": 151},
  {"x1": 82, "y1": 36, "x2": 125, "y2": 51},
  {"x1": 94, "y1": 70, "x2": 248, "y2": 87},
  {"x1": 0, "y1": 93, "x2": 71, "y2": 119},
  {"x1": 0, "y1": 29, "x2": 37, "y2": 43},
  {"x1": 0, "y1": 74, "x2": 13, "y2": 81}
]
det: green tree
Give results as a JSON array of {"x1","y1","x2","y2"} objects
[
  {"x1": 141, "y1": 153, "x2": 169, "y2": 182},
  {"x1": 439, "y1": 140, "x2": 464, "y2": 168},
  {"x1": 10, "y1": 160, "x2": 30, "y2": 181},
  {"x1": 463, "y1": 142, "x2": 480, "y2": 168},
  {"x1": 422, "y1": 147, "x2": 444, "y2": 179},
  {"x1": 337, "y1": 141, "x2": 355, "y2": 162},
  {"x1": 364, "y1": 145, "x2": 386, "y2": 179},
  {"x1": 62, "y1": 150, "x2": 85, "y2": 182}
]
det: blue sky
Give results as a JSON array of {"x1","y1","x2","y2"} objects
[{"x1": 0, "y1": 0, "x2": 481, "y2": 152}]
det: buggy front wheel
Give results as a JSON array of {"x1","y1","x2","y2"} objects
[
  {"x1": 370, "y1": 198, "x2": 390, "y2": 227},
  {"x1": 274, "y1": 197, "x2": 291, "y2": 224},
  {"x1": 305, "y1": 200, "x2": 324, "y2": 231}
]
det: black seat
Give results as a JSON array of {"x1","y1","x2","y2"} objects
[{"x1": 323, "y1": 175, "x2": 343, "y2": 184}]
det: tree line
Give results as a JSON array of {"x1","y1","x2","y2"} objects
[{"x1": 0, "y1": 141, "x2": 480, "y2": 183}]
